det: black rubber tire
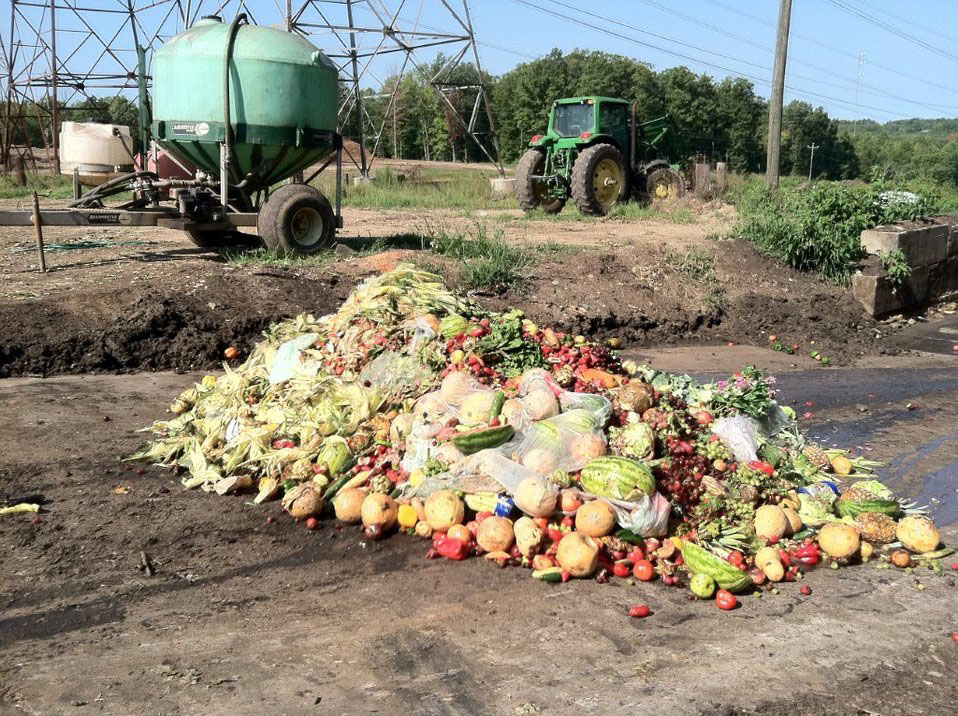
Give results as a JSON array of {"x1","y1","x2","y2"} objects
[
  {"x1": 258, "y1": 183, "x2": 336, "y2": 257},
  {"x1": 185, "y1": 229, "x2": 253, "y2": 249},
  {"x1": 645, "y1": 167, "x2": 686, "y2": 201},
  {"x1": 570, "y1": 143, "x2": 629, "y2": 216},
  {"x1": 514, "y1": 148, "x2": 565, "y2": 214}
]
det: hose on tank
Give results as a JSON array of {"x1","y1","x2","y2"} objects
[{"x1": 222, "y1": 13, "x2": 248, "y2": 210}]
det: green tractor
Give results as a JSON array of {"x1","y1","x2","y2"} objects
[{"x1": 515, "y1": 96, "x2": 686, "y2": 216}]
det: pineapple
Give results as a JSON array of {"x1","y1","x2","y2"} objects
[
  {"x1": 856, "y1": 512, "x2": 897, "y2": 544},
  {"x1": 369, "y1": 475, "x2": 392, "y2": 494},
  {"x1": 802, "y1": 443, "x2": 832, "y2": 472}
]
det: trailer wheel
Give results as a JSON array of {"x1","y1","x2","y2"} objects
[
  {"x1": 646, "y1": 167, "x2": 685, "y2": 201},
  {"x1": 185, "y1": 229, "x2": 255, "y2": 250},
  {"x1": 258, "y1": 184, "x2": 336, "y2": 256},
  {"x1": 571, "y1": 143, "x2": 628, "y2": 216},
  {"x1": 515, "y1": 148, "x2": 565, "y2": 214}
]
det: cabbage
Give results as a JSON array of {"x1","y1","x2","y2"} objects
[
  {"x1": 798, "y1": 493, "x2": 838, "y2": 528},
  {"x1": 609, "y1": 422, "x2": 655, "y2": 460},
  {"x1": 851, "y1": 480, "x2": 894, "y2": 500}
]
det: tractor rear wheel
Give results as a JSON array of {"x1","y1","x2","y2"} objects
[
  {"x1": 515, "y1": 148, "x2": 565, "y2": 214},
  {"x1": 645, "y1": 167, "x2": 686, "y2": 201},
  {"x1": 258, "y1": 183, "x2": 336, "y2": 257},
  {"x1": 571, "y1": 143, "x2": 628, "y2": 215}
]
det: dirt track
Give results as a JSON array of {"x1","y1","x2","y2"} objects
[{"x1": 0, "y1": 354, "x2": 956, "y2": 715}]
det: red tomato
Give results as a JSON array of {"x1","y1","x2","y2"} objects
[
  {"x1": 727, "y1": 551, "x2": 745, "y2": 567},
  {"x1": 612, "y1": 561, "x2": 632, "y2": 578},
  {"x1": 633, "y1": 559, "x2": 656, "y2": 582},
  {"x1": 715, "y1": 589, "x2": 738, "y2": 610},
  {"x1": 629, "y1": 604, "x2": 651, "y2": 618},
  {"x1": 628, "y1": 547, "x2": 646, "y2": 563}
]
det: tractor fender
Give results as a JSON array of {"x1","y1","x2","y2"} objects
[{"x1": 641, "y1": 159, "x2": 673, "y2": 173}]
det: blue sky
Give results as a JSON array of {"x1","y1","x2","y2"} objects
[
  {"x1": 6, "y1": 0, "x2": 957, "y2": 122},
  {"x1": 465, "y1": 0, "x2": 958, "y2": 121}
]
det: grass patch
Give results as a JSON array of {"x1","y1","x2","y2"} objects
[
  {"x1": 704, "y1": 287, "x2": 727, "y2": 311},
  {"x1": 427, "y1": 223, "x2": 530, "y2": 292},
  {"x1": 221, "y1": 247, "x2": 335, "y2": 268},
  {"x1": 666, "y1": 247, "x2": 716, "y2": 282},
  {"x1": 520, "y1": 200, "x2": 697, "y2": 224},
  {"x1": 312, "y1": 167, "x2": 514, "y2": 212},
  {"x1": 0, "y1": 173, "x2": 73, "y2": 199}
]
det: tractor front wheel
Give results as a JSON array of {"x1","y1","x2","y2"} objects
[
  {"x1": 645, "y1": 167, "x2": 686, "y2": 202},
  {"x1": 515, "y1": 148, "x2": 565, "y2": 214},
  {"x1": 571, "y1": 143, "x2": 628, "y2": 216}
]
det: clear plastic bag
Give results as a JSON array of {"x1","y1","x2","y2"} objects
[
  {"x1": 610, "y1": 492, "x2": 671, "y2": 537},
  {"x1": 506, "y1": 409, "x2": 607, "y2": 474},
  {"x1": 711, "y1": 415, "x2": 760, "y2": 463},
  {"x1": 359, "y1": 350, "x2": 433, "y2": 396}
]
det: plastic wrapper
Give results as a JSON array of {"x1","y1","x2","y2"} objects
[
  {"x1": 267, "y1": 333, "x2": 321, "y2": 385},
  {"x1": 506, "y1": 409, "x2": 608, "y2": 474},
  {"x1": 359, "y1": 350, "x2": 432, "y2": 396},
  {"x1": 711, "y1": 415, "x2": 760, "y2": 463},
  {"x1": 609, "y1": 492, "x2": 671, "y2": 537}
]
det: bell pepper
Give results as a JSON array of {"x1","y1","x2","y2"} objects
[
  {"x1": 435, "y1": 537, "x2": 470, "y2": 561},
  {"x1": 748, "y1": 460, "x2": 775, "y2": 476}
]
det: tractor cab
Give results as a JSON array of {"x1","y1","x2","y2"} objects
[
  {"x1": 519, "y1": 96, "x2": 685, "y2": 216},
  {"x1": 540, "y1": 97, "x2": 631, "y2": 151}
]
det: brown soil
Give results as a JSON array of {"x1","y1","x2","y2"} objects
[
  {"x1": 1, "y1": 368, "x2": 955, "y2": 715},
  {"x1": 0, "y1": 206, "x2": 888, "y2": 377}
]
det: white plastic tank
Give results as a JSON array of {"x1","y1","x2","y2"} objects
[{"x1": 59, "y1": 122, "x2": 136, "y2": 186}]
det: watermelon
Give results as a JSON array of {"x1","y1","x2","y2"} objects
[{"x1": 580, "y1": 456, "x2": 655, "y2": 502}]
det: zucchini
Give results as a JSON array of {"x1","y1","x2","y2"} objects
[{"x1": 532, "y1": 567, "x2": 564, "y2": 583}]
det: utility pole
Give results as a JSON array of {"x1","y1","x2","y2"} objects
[
  {"x1": 765, "y1": 0, "x2": 792, "y2": 190},
  {"x1": 807, "y1": 143, "x2": 819, "y2": 181}
]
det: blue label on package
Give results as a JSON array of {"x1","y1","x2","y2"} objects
[{"x1": 494, "y1": 495, "x2": 515, "y2": 517}]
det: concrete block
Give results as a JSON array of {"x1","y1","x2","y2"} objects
[
  {"x1": 352, "y1": 175, "x2": 373, "y2": 187},
  {"x1": 852, "y1": 265, "x2": 929, "y2": 317},
  {"x1": 928, "y1": 255, "x2": 958, "y2": 297},
  {"x1": 947, "y1": 224, "x2": 958, "y2": 258},
  {"x1": 860, "y1": 225, "x2": 948, "y2": 267},
  {"x1": 489, "y1": 177, "x2": 515, "y2": 198}
]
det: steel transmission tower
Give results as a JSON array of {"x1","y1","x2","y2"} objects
[{"x1": 2, "y1": 0, "x2": 503, "y2": 176}]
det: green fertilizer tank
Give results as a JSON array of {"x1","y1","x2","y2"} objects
[{"x1": 151, "y1": 16, "x2": 339, "y2": 192}]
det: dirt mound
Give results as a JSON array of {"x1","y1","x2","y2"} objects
[{"x1": 0, "y1": 240, "x2": 886, "y2": 378}]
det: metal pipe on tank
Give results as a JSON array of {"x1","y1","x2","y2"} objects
[{"x1": 221, "y1": 13, "x2": 247, "y2": 211}]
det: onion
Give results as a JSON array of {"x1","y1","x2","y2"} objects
[
  {"x1": 513, "y1": 476, "x2": 558, "y2": 517},
  {"x1": 556, "y1": 532, "x2": 599, "y2": 577},
  {"x1": 424, "y1": 490, "x2": 465, "y2": 531},
  {"x1": 361, "y1": 492, "x2": 398, "y2": 529},
  {"x1": 282, "y1": 484, "x2": 324, "y2": 520},
  {"x1": 333, "y1": 488, "x2": 366, "y2": 523},
  {"x1": 476, "y1": 516, "x2": 515, "y2": 553},
  {"x1": 574, "y1": 500, "x2": 616, "y2": 537}
]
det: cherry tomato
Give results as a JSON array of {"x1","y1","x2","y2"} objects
[
  {"x1": 715, "y1": 589, "x2": 738, "y2": 610},
  {"x1": 612, "y1": 560, "x2": 632, "y2": 578},
  {"x1": 629, "y1": 604, "x2": 651, "y2": 618},
  {"x1": 633, "y1": 559, "x2": 656, "y2": 582}
]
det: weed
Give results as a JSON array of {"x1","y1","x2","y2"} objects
[
  {"x1": 666, "y1": 247, "x2": 716, "y2": 282},
  {"x1": 427, "y1": 223, "x2": 529, "y2": 292},
  {"x1": 221, "y1": 247, "x2": 334, "y2": 268},
  {"x1": 533, "y1": 240, "x2": 577, "y2": 254},
  {"x1": 666, "y1": 206, "x2": 696, "y2": 224},
  {"x1": 877, "y1": 249, "x2": 912, "y2": 293},
  {"x1": 730, "y1": 176, "x2": 942, "y2": 285},
  {"x1": 0, "y1": 173, "x2": 73, "y2": 199},
  {"x1": 704, "y1": 287, "x2": 727, "y2": 311}
]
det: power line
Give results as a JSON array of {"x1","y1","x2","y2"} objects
[
  {"x1": 824, "y1": 0, "x2": 958, "y2": 65},
  {"x1": 508, "y1": 0, "x2": 917, "y2": 120},
  {"x1": 632, "y1": 0, "x2": 958, "y2": 113},
  {"x1": 709, "y1": 0, "x2": 958, "y2": 99},
  {"x1": 842, "y1": 0, "x2": 958, "y2": 47}
]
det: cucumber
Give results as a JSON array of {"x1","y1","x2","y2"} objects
[
  {"x1": 532, "y1": 567, "x2": 563, "y2": 583},
  {"x1": 490, "y1": 390, "x2": 506, "y2": 419},
  {"x1": 452, "y1": 424, "x2": 515, "y2": 455},
  {"x1": 323, "y1": 467, "x2": 356, "y2": 502}
]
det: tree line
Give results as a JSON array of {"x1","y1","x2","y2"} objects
[{"x1": 4, "y1": 48, "x2": 956, "y2": 186}]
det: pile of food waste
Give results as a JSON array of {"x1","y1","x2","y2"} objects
[{"x1": 134, "y1": 264, "x2": 952, "y2": 611}]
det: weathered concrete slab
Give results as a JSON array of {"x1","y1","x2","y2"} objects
[
  {"x1": 852, "y1": 265, "x2": 929, "y2": 316},
  {"x1": 861, "y1": 224, "x2": 949, "y2": 266}
]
